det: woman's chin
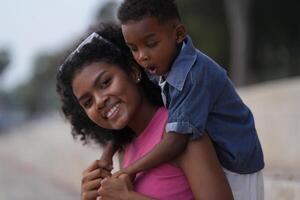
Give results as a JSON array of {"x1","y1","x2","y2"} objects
[{"x1": 108, "y1": 118, "x2": 129, "y2": 130}]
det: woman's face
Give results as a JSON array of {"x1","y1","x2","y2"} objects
[{"x1": 72, "y1": 61, "x2": 142, "y2": 130}]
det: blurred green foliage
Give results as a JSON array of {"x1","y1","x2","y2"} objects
[
  {"x1": 177, "y1": 0, "x2": 229, "y2": 68},
  {"x1": 1, "y1": 0, "x2": 299, "y2": 118},
  {"x1": 0, "y1": 49, "x2": 10, "y2": 76},
  {"x1": 253, "y1": 0, "x2": 300, "y2": 81}
]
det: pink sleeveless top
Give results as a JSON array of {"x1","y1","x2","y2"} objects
[{"x1": 122, "y1": 107, "x2": 194, "y2": 200}]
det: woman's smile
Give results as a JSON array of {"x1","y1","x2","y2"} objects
[{"x1": 103, "y1": 102, "x2": 121, "y2": 119}]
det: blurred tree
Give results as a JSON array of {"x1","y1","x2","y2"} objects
[
  {"x1": 252, "y1": 0, "x2": 300, "y2": 82},
  {"x1": 0, "y1": 49, "x2": 10, "y2": 76},
  {"x1": 5, "y1": 50, "x2": 64, "y2": 116},
  {"x1": 0, "y1": 49, "x2": 10, "y2": 109},
  {"x1": 178, "y1": 0, "x2": 254, "y2": 85},
  {"x1": 3, "y1": 0, "x2": 300, "y2": 118},
  {"x1": 224, "y1": 0, "x2": 253, "y2": 85},
  {"x1": 94, "y1": 0, "x2": 119, "y2": 22},
  {"x1": 178, "y1": 0, "x2": 300, "y2": 85},
  {"x1": 6, "y1": 1, "x2": 120, "y2": 117},
  {"x1": 177, "y1": 0, "x2": 229, "y2": 72}
]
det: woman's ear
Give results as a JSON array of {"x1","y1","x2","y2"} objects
[
  {"x1": 130, "y1": 64, "x2": 142, "y2": 83},
  {"x1": 175, "y1": 24, "x2": 187, "y2": 44}
]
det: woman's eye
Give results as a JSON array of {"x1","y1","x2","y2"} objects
[
  {"x1": 83, "y1": 99, "x2": 92, "y2": 108},
  {"x1": 100, "y1": 77, "x2": 112, "y2": 88}
]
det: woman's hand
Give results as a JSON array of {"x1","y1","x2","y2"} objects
[
  {"x1": 81, "y1": 160, "x2": 112, "y2": 200},
  {"x1": 97, "y1": 174, "x2": 134, "y2": 200}
]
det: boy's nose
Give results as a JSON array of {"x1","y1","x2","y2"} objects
[{"x1": 138, "y1": 51, "x2": 149, "y2": 62}]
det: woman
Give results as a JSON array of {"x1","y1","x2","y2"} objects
[{"x1": 56, "y1": 23, "x2": 233, "y2": 200}]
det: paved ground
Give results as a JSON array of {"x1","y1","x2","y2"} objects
[
  {"x1": 0, "y1": 113, "x2": 120, "y2": 200},
  {"x1": 0, "y1": 115, "x2": 99, "y2": 200},
  {"x1": 0, "y1": 77, "x2": 300, "y2": 200},
  {"x1": 0, "y1": 157, "x2": 78, "y2": 200}
]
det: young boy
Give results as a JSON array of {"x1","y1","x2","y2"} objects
[{"x1": 102, "y1": 0, "x2": 264, "y2": 199}]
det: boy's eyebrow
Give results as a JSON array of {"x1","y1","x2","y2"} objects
[
  {"x1": 78, "y1": 71, "x2": 107, "y2": 102},
  {"x1": 126, "y1": 33, "x2": 156, "y2": 45},
  {"x1": 144, "y1": 33, "x2": 156, "y2": 40}
]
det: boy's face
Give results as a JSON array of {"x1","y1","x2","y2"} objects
[{"x1": 122, "y1": 16, "x2": 183, "y2": 76}]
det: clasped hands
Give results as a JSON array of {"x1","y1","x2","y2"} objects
[{"x1": 81, "y1": 159, "x2": 134, "y2": 200}]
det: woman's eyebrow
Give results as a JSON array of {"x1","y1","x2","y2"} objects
[
  {"x1": 78, "y1": 70, "x2": 107, "y2": 102},
  {"x1": 92, "y1": 70, "x2": 108, "y2": 88},
  {"x1": 78, "y1": 93, "x2": 89, "y2": 102}
]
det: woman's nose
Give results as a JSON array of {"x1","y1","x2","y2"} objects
[{"x1": 95, "y1": 94, "x2": 108, "y2": 110}]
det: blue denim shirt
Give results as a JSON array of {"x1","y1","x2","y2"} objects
[{"x1": 160, "y1": 36, "x2": 264, "y2": 174}]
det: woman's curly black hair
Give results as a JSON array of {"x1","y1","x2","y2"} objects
[
  {"x1": 56, "y1": 23, "x2": 163, "y2": 149},
  {"x1": 117, "y1": 0, "x2": 181, "y2": 24}
]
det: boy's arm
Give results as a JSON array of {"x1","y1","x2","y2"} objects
[
  {"x1": 118, "y1": 132, "x2": 189, "y2": 176},
  {"x1": 100, "y1": 141, "x2": 119, "y2": 171}
]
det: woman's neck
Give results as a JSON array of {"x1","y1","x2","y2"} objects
[{"x1": 128, "y1": 101, "x2": 159, "y2": 136}]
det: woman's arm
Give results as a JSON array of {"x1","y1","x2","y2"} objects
[
  {"x1": 176, "y1": 133, "x2": 234, "y2": 200},
  {"x1": 100, "y1": 141, "x2": 119, "y2": 171}
]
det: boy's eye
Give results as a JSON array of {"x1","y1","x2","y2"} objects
[
  {"x1": 146, "y1": 41, "x2": 158, "y2": 48},
  {"x1": 129, "y1": 46, "x2": 138, "y2": 52}
]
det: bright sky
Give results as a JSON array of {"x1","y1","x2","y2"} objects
[{"x1": 0, "y1": 0, "x2": 110, "y2": 90}]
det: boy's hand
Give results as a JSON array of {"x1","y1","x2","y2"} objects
[
  {"x1": 112, "y1": 169, "x2": 126, "y2": 178},
  {"x1": 97, "y1": 174, "x2": 134, "y2": 200},
  {"x1": 112, "y1": 169, "x2": 136, "y2": 181}
]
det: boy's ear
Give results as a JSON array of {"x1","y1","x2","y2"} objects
[{"x1": 175, "y1": 24, "x2": 187, "y2": 44}]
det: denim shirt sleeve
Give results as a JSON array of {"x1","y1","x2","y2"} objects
[{"x1": 165, "y1": 71, "x2": 212, "y2": 140}]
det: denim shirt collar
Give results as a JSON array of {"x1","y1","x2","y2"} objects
[{"x1": 165, "y1": 35, "x2": 197, "y2": 91}]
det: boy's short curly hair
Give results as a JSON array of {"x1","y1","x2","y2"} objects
[
  {"x1": 117, "y1": 0, "x2": 181, "y2": 24},
  {"x1": 56, "y1": 23, "x2": 162, "y2": 148}
]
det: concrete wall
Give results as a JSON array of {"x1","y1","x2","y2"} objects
[{"x1": 1, "y1": 77, "x2": 299, "y2": 199}]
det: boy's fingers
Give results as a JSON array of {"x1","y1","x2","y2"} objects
[
  {"x1": 112, "y1": 170, "x2": 123, "y2": 178},
  {"x1": 118, "y1": 174, "x2": 134, "y2": 190},
  {"x1": 119, "y1": 173, "x2": 130, "y2": 183},
  {"x1": 100, "y1": 177, "x2": 108, "y2": 185}
]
